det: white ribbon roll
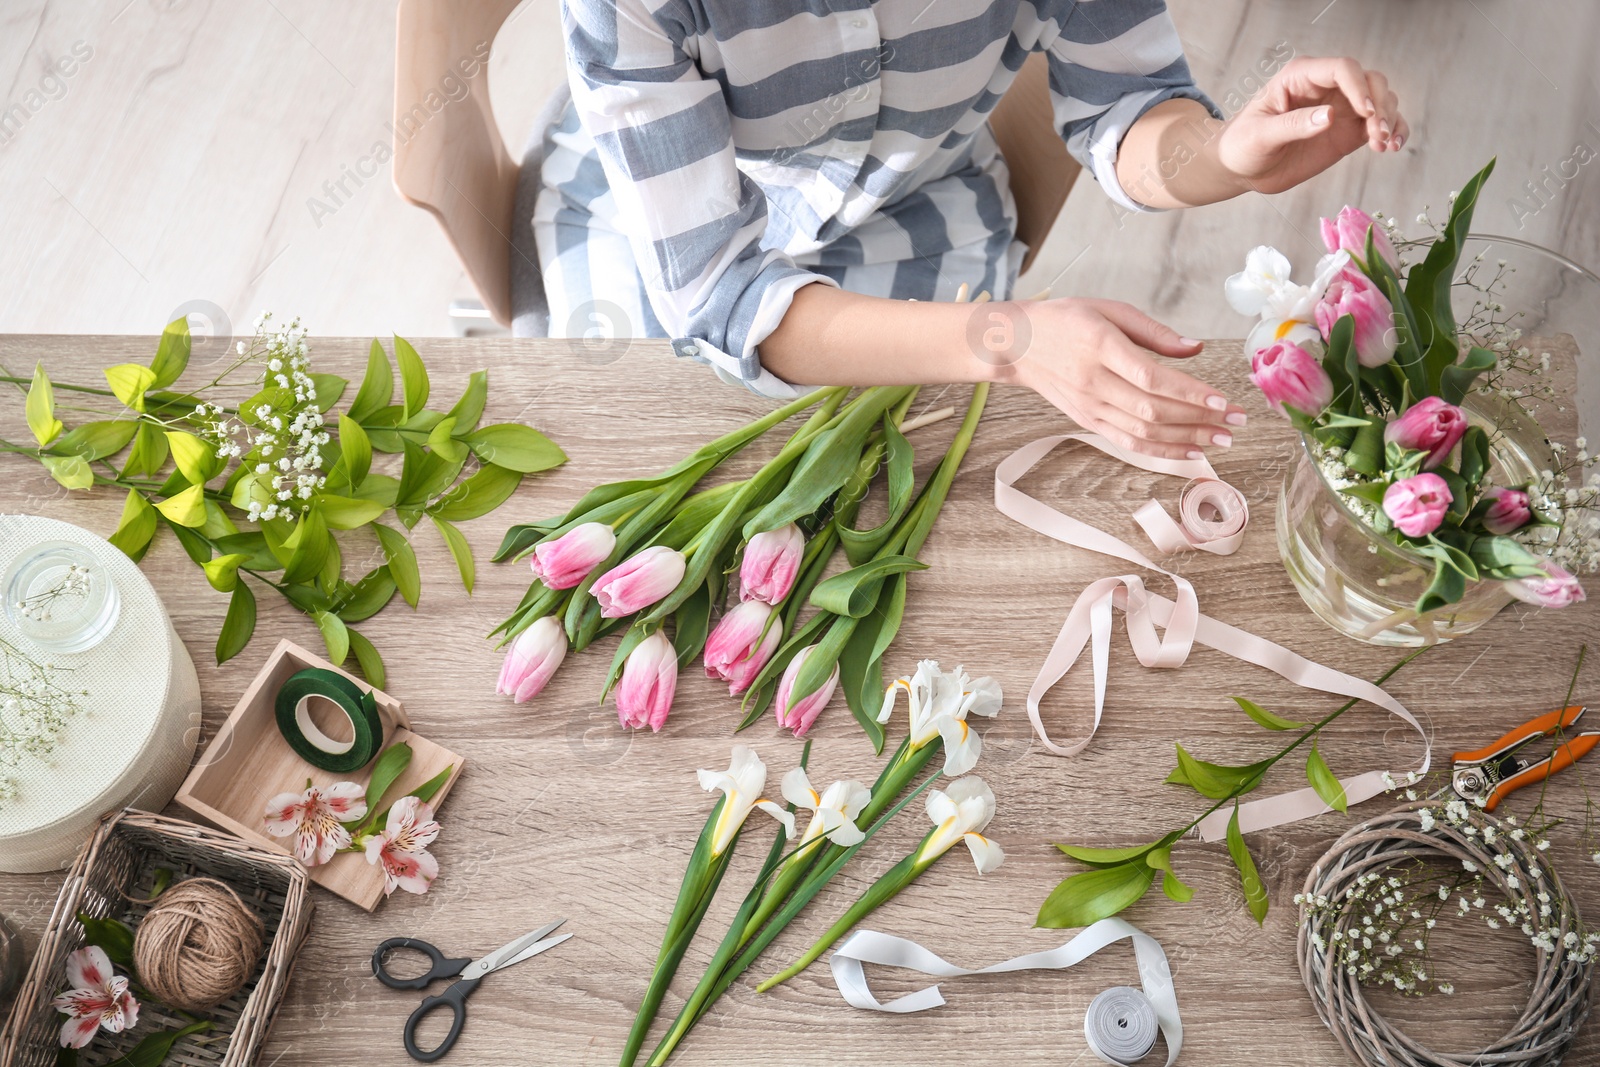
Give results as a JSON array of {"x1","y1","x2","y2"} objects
[{"x1": 828, "y1": 918, "x2": 1181, "y2": 1066}]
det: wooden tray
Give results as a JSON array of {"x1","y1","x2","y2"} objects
[{"x1": 175, "y1": 639, "x2": 463, "y2": 911}]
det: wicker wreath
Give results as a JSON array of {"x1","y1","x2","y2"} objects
[{"x1": 1297, "y1": 800, "x2": 1594, "y2": 1067}]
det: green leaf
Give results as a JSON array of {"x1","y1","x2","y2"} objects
[
  {"x1": 25, "y1": 363, "x2": 63, "y2": 446},
  {"x1": 1146, "y1": 847, "x2": 1194, "y2": 904},
  {"x1": 349, "y1": 339, "x2": 394, "y2": 422},
  {"x1": 444, "y1": 370, "x2": 489, "y2": 434},
  {"x1": 1339, "y1": 480, "x2": 1390, "y2": 508},
  {"x1": 463, "y1": 424, "x2": 567, "y2": 473},
  {"x1": 1035, "y1": 861, "x2": 1155, "y2": 928},
  {"x1": 315, "y1": 608, "x2": 350, "y2": 665},
  {"x1": 1232, "y1": 696, "x2": 1308, "y2": 731},
  {"x1": 1416, "y1": 556, "x2": 1467, "y2": 614},
  {"x1": 409, "y1": 764, "x2": 454, "y2": 806},
  {"x1": 316, "y1": 494, "x2": 386, "y2": 530},
  {"x1": 217, "y1": 581, "x2": 257, "y2": 664},
  {"x1": 1407, "y1": 159, "x2": 1495, "y2": 393},
  {"x1": 1306, "y1": 742, "x2": 1348, "y2": 813},
  {"x1": 282, "y1": 509, "x2": 331, "y2": 585},
  {"x1": 1459, "y1": 425, "x2": 1491, "y2": 487},
  {"x1": 122, "y1": 421, "x2": 170, "y2": 477},
  {"x1": 671, "y1": 580, "x2": 714, "y2": 667},
  {"x1": 54, "y1": 419, "x2": 136, "y2": 461},
  {"x1": 76, "y1": 914, "x2": 135, "y2": 968},
  {"x1": 348, "y1": 627, "x2": 386, "y2": 687},
  {"x1": 104, "y1": 363, "x2": 157, "y2": 412},
  {"x1": 201, "y1": 553, "x2": 251, "y2": 592},
  {"x1": 165, "y1": 430, "x2": 223, "y2": 484},
  {"x1": 428, "y1": 462, "x2": 523, "y2": 521},
  {"x1": 107, "y1": 489, "x2": 159, "y2": 561},
  {"x1": 309, "y1": 373, "x2": 348, "y2": 411},
  {"x1": 374, "y1": 524, "x2": 421, "y2": 607},
  {"x1": 165, "y1": 517, "x2": 212, "y2": 564},
  {"x1": 427, "y1": 415, "x2": 467, "y2": 462},
  {"x1": 1055, "y1": 833, "x2": 1180, "y2": 869},
  {"x1": 394, "y1": 334, "x2": 429, "y2": 420},
  {"x1": 1468, "y1": 534, "x2": 1544, "y2": 576},
  {"x1": 149, "y1": 317, "x2": 191, "y2": 390},
  {"x1": 41, "y1": 454, "x2": 93, "y2": 490},
  {"x1": 111, "y1": 1020, "x2": 212, "y2": 1067},
  {"x1": 337, "y1": 569, "x2": 397, "y2": 622},
  {"x1": 808, "y1": 555, "x2": 928, "y2": 618},
  {"x1": 1168, "y1": 743, "x2": 1273, "y2": 800},
  {"x1": 363, "y1": 742, "x2": 414, "y2": 815},
  {"x1": 153, "y1": 482, "x2": 207, "y2": 527},
  {"x1": 1344, "y1": 415, "x2": 1386, "y2": 477},
  {"x1": 431, "y1": 514, "x2": 475, "y2": 593},
  {"x1": 1226, "y1": 805, "x2": 1269, "y2": 925},
  {"x1": 338, "y1": 413, "x2": 372, "y2": 489},
  {"x1": 1440, "y1": 345, "x2": 1497, "y2": 406}
]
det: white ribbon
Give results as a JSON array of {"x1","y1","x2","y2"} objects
[
  {"x1": 994, "y1": 433, "x2": 1429, "y2": 841},
  {"x1": 829, "y1": 918, "x2": 1180, "y2": 1066}
]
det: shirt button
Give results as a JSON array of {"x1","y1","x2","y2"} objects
[{"x1": 850, "y1": 16, "x2": 867, "y2": 28}]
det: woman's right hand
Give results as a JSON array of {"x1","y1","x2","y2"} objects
[{"x1": 988, "y1": 297, "x2": 1248, "y2": 460}]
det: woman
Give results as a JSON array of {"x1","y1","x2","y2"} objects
[{"x1": 533, "y1": 0, "x2": 1405, "y2": 459}]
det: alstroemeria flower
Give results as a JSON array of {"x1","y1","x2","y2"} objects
[
  {"x1": 697, "y1": 744, "x2": 795, "y2": 856},
  {"x1": 877, "y1": 660, "x2": 1002, "y2": 775},
  {"x1": 740, "y1": 523, "x2": 804, "y2": 604},
  {"x1": 704, "y1": 600, "x2": 781, "y2": 695},
  {"x1": 913, "y1": 776, "x2": 1004, "y2": 874},
  {"x1": 496, "y1": 615, "x2": 567, "y2": 702},
  {"x1": 616, "y1": 630, "x2": 678, "y2": 731},
  {"x1": 775, "y1": 645, "x2": 839, "y2": 738},
  {"x1": 592, "y1": 545, "x2": 687, "y2": 617},
  {"x1": 530, "y1": 521, "x2": 615, "y2": 590},
  {"x1": 363, "y1": 795, "x2": 441, "y2": 896},
  {"x1": 52, "y1": 946, "x2": 138, "y2": 1049},
  {"x1": 781, "y1": 766, "x2": 870, "y2": 847},
  {"x1": 262, "y1": 781, "x2": 367, "y2": 866},
  {"x1": 1226, "y1": 246, "x2": 1351, "y2": 358}
]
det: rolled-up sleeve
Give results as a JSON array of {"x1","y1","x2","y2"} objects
[
  {"x1": 1046, "y1": 1, "x2": 1220, "y2": 213},
  {"x1": 563, "y1": 0, "x2": 833, "y2": 398}
]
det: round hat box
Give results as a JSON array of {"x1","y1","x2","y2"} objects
[{"x1": 0, "y1": 515, "x2": 201, "y2": 872}]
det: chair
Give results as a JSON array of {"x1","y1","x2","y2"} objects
[{"x1": 391, "y1": 0, "x2": 1081, "y2": 332}]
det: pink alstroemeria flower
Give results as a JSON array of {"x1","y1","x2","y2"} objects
[
  {"x1": 1508, "y1": 560, "x2": 1587, "y2": 609},
  {"x1": 530, "y1": 522, "x2": 616, "y2": 590},
  {"x1": 740, "y1": 523, "x2": 804, "y2": 604},
  {"x1": 1481, "y1": 486, "x2": 1534, "y2": 536},
  {"x1": 775, "y1": 645, "x2": 839, "y2": 738},
  {"x1": 704, "y1": 600, "x2": 781, "y2": 695},
  {"x1": 592, "y1": 545, "x2": 687, "y2": 618},
  {"x1": 616, "y1": 630, "x2": 679, "y2": 731},
  {"x1": 1384, "y1": 397, "x2": 1468, "y2": 470},
  {"x1": 52, "y1": 946, "x2": 139, "y2": 1049},
  {"x1": 496, "y1": 616, "x2": 568, "y2": 702},
  {"x1": 363, "y1": 795, "x2": 442, "y2": 896},
  {"x1": 262, "y1": 781, "x2": 368, "y2": 866},
  {"x1": 1383, "y1": 473, "x2": 1454, "y2": 538},
  {"x1": 1321, "y1": 205, "x2": 1399, "y2": 271}
]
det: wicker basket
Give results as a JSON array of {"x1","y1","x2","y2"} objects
[{"x1": 0, "y1": 809, "x2": 313, "y2": 1067}]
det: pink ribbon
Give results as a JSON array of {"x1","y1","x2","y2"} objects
[{"x1": 994, "y1": 433, "x2": 1429, "y2": 842}]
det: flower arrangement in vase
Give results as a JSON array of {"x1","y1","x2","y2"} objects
[{"x1": 1227, "y1": 159, "x2": 1595, "y2": 644}]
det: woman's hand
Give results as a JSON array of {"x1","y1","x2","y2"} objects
[
  {"x1": 995, "y1": 298, "x2": 1246, "y2": 460},
  {"x1": 1216, "y1": 56, "x2": 1407, "y2": 195}
]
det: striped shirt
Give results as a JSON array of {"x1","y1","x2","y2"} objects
[{"x1": 534, "y1": 0, "x2": 1214, "y2": 395}]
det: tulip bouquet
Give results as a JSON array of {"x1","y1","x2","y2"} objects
[
  {"x1": 1227, "y1": 159, "x2": 1594, "y2": 615},
  {"x1": 491, "y1": 379, "x2": 989, "y2": 747},
  {"x1": 624, "y1": 661, "x2": 1004, "y2": 1067}
]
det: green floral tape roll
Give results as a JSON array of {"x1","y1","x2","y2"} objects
[{"x1": 274, "y1": 668, "x2": 384, "y2": 773}]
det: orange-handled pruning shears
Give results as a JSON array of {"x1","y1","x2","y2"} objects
[{"x1": 1444, "y1": 706, "x2": 1597, "y2": 811}]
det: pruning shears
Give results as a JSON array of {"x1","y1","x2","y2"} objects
[{"x1": 1435, "y1": 705, "x2": 1596, "y2": 811}]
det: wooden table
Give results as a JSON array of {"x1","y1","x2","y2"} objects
[{"x1": 1, "y1": 335, "x2": 1596, "y2": 1067}]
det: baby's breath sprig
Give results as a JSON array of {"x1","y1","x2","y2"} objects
[{"x1": 0, "y1": 636, "x2": 89, "y2": 806}]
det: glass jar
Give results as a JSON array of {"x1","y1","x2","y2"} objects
[{"x1": 2, "y1": 540, "x2": 120, "y2": 654}]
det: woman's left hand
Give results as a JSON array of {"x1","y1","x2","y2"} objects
[{"x1": 1216, "y1": 56, "x2": 1407, "y2": 195}]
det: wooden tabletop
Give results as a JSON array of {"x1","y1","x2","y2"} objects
[{"x1": 1, "y1": 334, "x2": 1597, "y2": 1067}]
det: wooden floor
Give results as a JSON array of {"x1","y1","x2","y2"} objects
[
  {"x1": 1, "y1": 1, "x2": 1597, "y2": 339},
  {"x1": 1, "y1": 336, "x2": 1597, "y2": 1066}
]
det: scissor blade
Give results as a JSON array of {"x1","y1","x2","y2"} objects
[
  {"x1": 477, "y1": 919, "x2": 567, "y2": 974},
  {"x1": 498, "y1": 932, "x2": 573, "y2": 970}
]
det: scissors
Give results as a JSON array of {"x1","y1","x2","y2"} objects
[
  {"x1": 1433, "y1": 705, "x2": 1596, "y2": 811},
  {"x1": 371, "y1": 919, "x2": 571, "y2": 1062}
]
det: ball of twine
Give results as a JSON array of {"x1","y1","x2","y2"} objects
[
  {"x1": 1297, "y1": 801, "x2": 1593, "y2": 1067},
  {"x1": 133, "y1": 878, "x2": 265, "y2": 1013}
]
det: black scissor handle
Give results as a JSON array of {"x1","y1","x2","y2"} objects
[
  {"x1": 372, "y1": 937, "x2": 473, "y2": 990},
  {"x1": 403, "y1": 976, "x2": 479, "y2": 1062}
]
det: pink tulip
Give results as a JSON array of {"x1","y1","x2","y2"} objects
[
  {"x1": 1481, "y1": 487, "x2": 1533, "y2": 535},
  {"x1": 1251, "y1": 340, "x2": 1334, "y2": 417},
  {"x1": 1507, "y1": 559, "x2": 1586, "y2": 609},
  {"x1": 530, "y1": 522, "x2": 615, "y2": 589},
  {"x1": 1315, "y1": 266, "x2": 1397, "y2": 368},
  {"x1": 775, "y1": 644, "x2": 839, "y2": 738},
  {"x1": 704, "y1": 600, "x2": 782, "y2": 695},
  {"x1": 496, "y1": 616, "x2": 567, "y2": 702},
  {"x1": 616, "y1": 631, "x2": 678, "y2": 731},
  {"x1": 1383, "y1": 473, "x2": 1453, "y2": 538},
  {"x1": 1384, "y1": 397, "x2": 1467, "y2": 470},
  {"x1": 592, "y1": 545, "x2": 686, "y2": 617},
  {"x1": 740, "y1": 523, "x2": 804, "y2": 603},
  {"x1": 1321, "y1": 205, "x2": 1399, "y2": 271}
]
